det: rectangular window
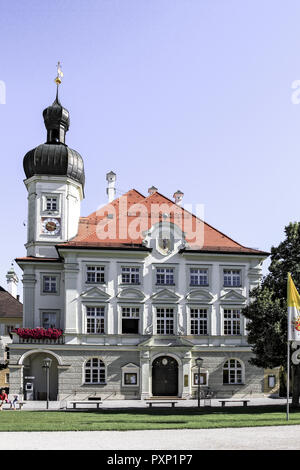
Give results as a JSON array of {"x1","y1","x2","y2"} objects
[
  {"x1": 190, "y1": 268, "x2": 208, "y2": 286},
  {"x1": 156, "y1": 308, "x2": 174, "y2": 335},
  {"x1": 190, "y1": 308, "x2": 208, "y2": 335},
  {"x1": 121, "y1": 267, "x2": 140, "y2": 284},
  {"x1": 86, "y1": 307, "x2": 105, "y2": 334},
  {"x1": 122, "y1": 307, "x2": 140, "y2": 334},
  {"x1": 42, "y1": 312, "x2": 57, "y2": 329},
  {"x1": 124, "y1": 373, "x2": 138, "y2": 385},
  {"x1": 156, "y1": 268, "x2": 174, "y2": 285},
  {"x1": 223, "y1": 269, "x2": 241, "y2": 287},
  {"x1": 46, "y1": 196, "x2": 58, "y2": 211},
  {"x1": 43, "y1": 275, "x2": 57, "y2": 293},
  {"x1": 224, "y1": 309, "x2": 241, "y2": 335},
  {"x1": 86, "y1": 266, "x2": 105, "y2": 284},
  {"x1": 5, "y1": 373, "x2": 9, "y2": 384}
]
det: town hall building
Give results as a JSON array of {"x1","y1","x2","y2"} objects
[{"x1": 8, "y1": 86, "x2": 275, "y2": 402}]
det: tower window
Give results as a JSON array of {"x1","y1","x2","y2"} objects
[
  {"x1": 42, "y1": 275, "x2": 58, "y2": 293},
  {"x1": 45, "y1": 196, "x2": 58, "y2": 212}
]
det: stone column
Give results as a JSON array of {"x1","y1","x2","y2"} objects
[
  {"x1": 140, "y1": 350, "x2": 150, "y2": 399},
  {"x1": 182, "y1": 352, "x2": 192, "y2": 398},
  {"x1": 64, "y1": 256, "x2": 79, "y2": 334},
  {"x1": 22, "y1": 268, "x2": 36, "y2": 328}
]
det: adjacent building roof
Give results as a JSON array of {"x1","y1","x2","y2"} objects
[
  {"x1": 57, "y1": 189, "x2": 268, "y2": 256},
  {"x1": 0, "y1": 287, "x2": 22, "y2": 319}
]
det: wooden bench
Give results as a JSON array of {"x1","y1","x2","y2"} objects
[
  {"x1": 219, "y1": 400, "x2": 250, "y2": 407},
  {"x1": 69, "y1": 401, "x2": 102, "y2": 409},
  {"x1": 1, "y1": 402, "x2": 24, "y2": 410},
  {"x1": 146, "y1": 401, "x2": 178, "y2": 408}
]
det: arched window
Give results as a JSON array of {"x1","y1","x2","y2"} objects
[
  {"x1": 84, "y1": 358, "x2": 106, "y2": 384},
  {"x1": 223, "y1": 359, "x2": 243, "y2": 384}
]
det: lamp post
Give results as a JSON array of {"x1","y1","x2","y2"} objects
[
  {"x1": 42, "y1": 357, "x2": 52, "y2": 409},
  {"x1": 195, "y1": 357, "x2": 203, "y2": 408}
]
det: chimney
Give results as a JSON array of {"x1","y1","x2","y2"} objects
[
  {"x1": 6, "y1": 264, "x2": 19, "y2": 298},
  {"x1": 173, "y1": 190, "x2": 184, "y2": 205},
  {"x1": 148, "y1": 186, "x2": 158, "y2": 196},
  {"x1": 106, "y1": 171, "x2": 116, "y2": 203}
]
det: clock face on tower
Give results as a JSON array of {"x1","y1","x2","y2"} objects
[{"x1": 41, "y1": 217, "x2": 61, "y2": 235}]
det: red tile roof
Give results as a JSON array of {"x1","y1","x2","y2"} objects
[
  {"x1": 57, "y1": 189, "x2": 268, "y2": 256},
  {"x1": 0, "y1": 287, "x2": 22, "y2": 318}
]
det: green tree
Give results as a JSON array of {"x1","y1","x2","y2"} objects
[{"x1": 243, "y1": 222, "x2": 300, "y2": 407}]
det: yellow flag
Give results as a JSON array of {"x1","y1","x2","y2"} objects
[{"x1": 287, "y1": 273, "x2": 300, "y2": 340}]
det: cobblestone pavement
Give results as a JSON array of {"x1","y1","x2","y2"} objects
[{"x1": 1, "y1": 426, "x2": 300, "y2": 450}]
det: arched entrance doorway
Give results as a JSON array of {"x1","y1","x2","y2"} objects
[
  {"x1": 152, "y1": 356, "x2": 178, "y2": 396},
  {"x1": 22, "y1": 352, "x2": 58, "y2": 401}
]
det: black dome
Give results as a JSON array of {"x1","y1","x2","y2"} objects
[
  {"x1": 23, "y1": 143, "x2": 85, "y2": 187},
  {"x1": 23, "y1": 94, "x2": 85, "y2": 188}
]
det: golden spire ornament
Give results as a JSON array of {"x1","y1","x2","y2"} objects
[
  {"x1": 54, "y1": 61, "x2": 63, "y2": 103},
  {"x1": 54, "y1": 61, "x2": 64, "y2": 85}
]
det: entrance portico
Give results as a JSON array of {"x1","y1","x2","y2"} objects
[{"x1": 139, "y1": 336, "x2": 194, "y2": 399}]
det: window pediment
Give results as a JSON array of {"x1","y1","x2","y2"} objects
[
  {"x1": 220, "y1": 289, "x2": 247, "y2": 304},
  {"x1": 117, "y1": 288, "x2": 146, "y2": 302},
  {"x1": 186, "y1": 289, "x2": 214, "y2": 304},
  {"x1": 151, "y1": 288, "x2": 180, "y2": 303},
  {"x1": 80, "y1": 287, "x2": 111, "y2": 302}
]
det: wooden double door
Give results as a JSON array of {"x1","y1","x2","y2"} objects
[{"x1": 152, "y1": 356, "x2": 178, "y2": 396}]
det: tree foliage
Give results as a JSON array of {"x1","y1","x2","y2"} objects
[{"x1": 243, "y1": 222, "x2": 300, "y2": 404}]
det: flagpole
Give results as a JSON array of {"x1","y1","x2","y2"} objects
[
  {"x1": 287, "y1": 339, "x2": 290, "y2": 421},
  {"x1": 287, "y1": 273, "x2": 290, "y2": 421}
]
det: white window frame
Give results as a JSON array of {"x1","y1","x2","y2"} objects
[
  {"x1": 222, "y1": 268, "x2": 242, "y2": 287},
  {"x1": 84, "y1": 358, "x2": 106, "y2": 385},
  {"x1": 223, "y1": 358, "x2": 244, "y2": 385},
  {"x1": 40, "y1": 310, "x2": 60, "y2": 329},
  {"x1": 189, "y1": 267, "x2": 209, "y2": 287},
  {"x1": 121, "y1": 306, "x2": 140, "y2": 334},
  {"x1": 120, "y1": 266, "x2": 141, "y2": 285},
  {"x1": 42, "y1": 193, "x2": 60, "y2": 215},
  {"x1": 155, "y1": 267, "x2": 175, "y2": 286},
  {"x1": 189, "y1": 307, "x2": 209, "y2": 335},
  {"x1": 85, "y1": 306, "x2": 106, "y2": 334},
  {"x1": 223, "y1": 308, "x2": 242, "y2": 335},
  {"x1": 41, "y1": 274, "x2": 60, "y2": 295},
  {"x1": 86, "y1": 265, "x2": 106, "y2": 284},
  {"x1": 155, "y1": 306, "x2": 175, "y2": 335}
]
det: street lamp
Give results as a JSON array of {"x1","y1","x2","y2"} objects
[
  {"x1": 195, "y1": 357, "x2": 203, "y2": 408},
  {"x1": 42, "y1": 357, "x2": 52, "y2": 409}
]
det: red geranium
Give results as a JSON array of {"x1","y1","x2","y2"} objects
[{"x1": 13, "y1": 328, "x2": 63, "y2": 339}]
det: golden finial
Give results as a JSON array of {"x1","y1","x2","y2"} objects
[{"x1": 54, "y1": 61, "x2": 63, "y2": 85}]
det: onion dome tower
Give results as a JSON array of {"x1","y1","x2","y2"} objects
[
  {"x1": 23, "y1": 63, "x2": 85, "y2": 257},
  {"x1": 23, "y1": 65, "x2": 85, "y2": 188}
]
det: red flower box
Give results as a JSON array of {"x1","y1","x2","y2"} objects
[{"x1": 13, "y1": 327, "x2": 63, "y2": 339}]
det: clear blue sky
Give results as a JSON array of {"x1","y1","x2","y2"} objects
[{"x1": 1, "y1": 0, "x2": 300, "y2": 295}]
